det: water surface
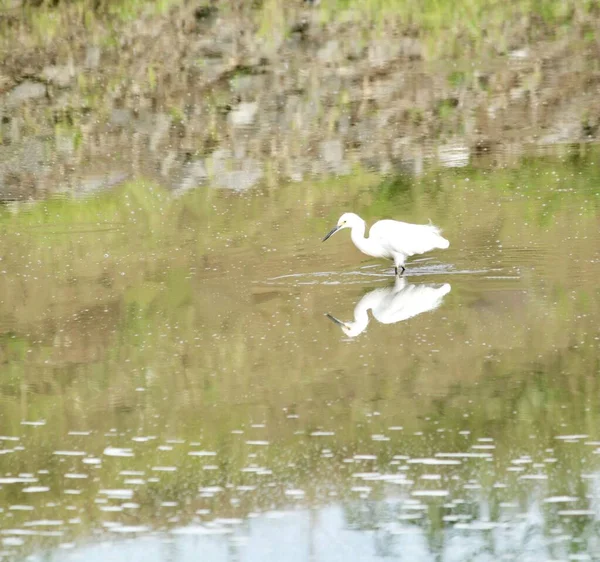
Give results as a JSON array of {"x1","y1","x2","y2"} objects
[{"x1": 0, "y1": 150, "x2": 598, "y2": 561}]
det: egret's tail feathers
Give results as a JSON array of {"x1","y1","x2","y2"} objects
[{"x1": 437, "y1": 236, "x2": 450, "y2": 249}]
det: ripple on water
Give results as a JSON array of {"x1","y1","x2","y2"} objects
[
  {"x1": 22, "y1": 487, "x2": 50, "y2": 493},
  {"x1": 98, "y1": 489, "x2": 134, "y2": 500},
  {"x1": 103, "y1": 447, "x2": 134, "y2": 457}
]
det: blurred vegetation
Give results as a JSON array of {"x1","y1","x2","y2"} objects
[{"x1": 2, "y1": 0, "x2": 599, "y2": 57}]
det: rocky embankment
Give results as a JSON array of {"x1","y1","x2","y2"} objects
[{"x1": 1, "y1": 1, "x2": 599, "y2": 200}]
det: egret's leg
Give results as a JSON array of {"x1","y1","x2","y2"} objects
[{"x1": 395, "y1": 265, "x2": 405, "y2": 276}]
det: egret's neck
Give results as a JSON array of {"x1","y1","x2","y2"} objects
[
  {"x1": 350, "y1": 221, "x2": 378, "y2": 257},
  {"x1": 346, "y1": 294, "x2": 372, "y2": 337}
]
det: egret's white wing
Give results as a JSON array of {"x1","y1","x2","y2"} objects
[
  {"x1": 373, "y1": 283, "x2": 451, "y2": 324},
  {"x1": 369, "y1": 220, "x2": 449, "y2": 257}
]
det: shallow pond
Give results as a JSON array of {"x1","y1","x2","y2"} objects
[{"x1": 0, "y1": 147, "x2": 598, "y2": 561}]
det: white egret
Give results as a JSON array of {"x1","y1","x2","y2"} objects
[
  {"x1": 326, "y1": 277, "x2": 451, "y2": 337},
  {"x1": 323, "y1": 213, "x2": 449, "y2": 275}
]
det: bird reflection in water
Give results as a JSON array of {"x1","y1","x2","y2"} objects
[{"x1": 326, "y1": 277, "x2": 451, "y2": 337}]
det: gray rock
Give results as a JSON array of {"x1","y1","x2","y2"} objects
[
  {"x1": 229, "y1": 102, "x2": 258, "y2": 127},
  {"x1": 320, "y1": 139, "x2": 350, "y2": 176},
  {"x1": 149, "y1": 113, "x2": 172, "y2": 151},
  {"x1": 75, "y1": 171, "x2": 129, "y2": 197},
  {"x1": 41, "y1": 65, "x2": 74, "y2": 88},
  {"x1": 111, "y1": 108, "x2": 133, "y2": 127},
  {"x1": 320, "y1": 139, "x2": 343, "y2": 165},
  {"x1": 177, "y1": 160, "x2": 208, "y2": 193},
  {"x1": 317, "y1": 40, "x2": 341, "y2": 64},
  {"x1": 209, "y1": 149, "x2": 232, "y2": 175},
  {"x1": 438, "y1": 143, "x2": 470, "y2": 168},
  {"x1": 214, "y1": 159, "x2": 262, "y2": 191},
  {"x1": 5, "y1": 81, "x2": 46, "y2": 107},
  {"x1": 85, "y1": 46, "x2": 101, "y2": 69}
]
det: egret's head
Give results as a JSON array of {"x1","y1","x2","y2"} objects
[
  {"x1": 325, "y1": 313, "x2": 365, "y2": 338},
  {"x1": 322, "y1": 213, "x2": 362, "y2": 242}
]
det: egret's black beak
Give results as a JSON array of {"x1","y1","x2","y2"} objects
[
  {"x1": 325, "y1": 313, "x2": 345, "y2": 326},
  {"x1": 322, "y1": 225, "x2": 340, "y2": 242}
]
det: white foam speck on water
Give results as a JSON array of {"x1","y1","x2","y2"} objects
[
  {"x1": 22, "y1": 486, "x2": 50, "y2": 493},
  {"x1": 412, "y1": 490, "x2": 449, "y2": 497},
  {"x1": 119, "y1": 470, "x2": 144, "y2": 476},
  {"x1": 131, "y1": 436, "x2": 156, "y2": 443},
  {"x1": 103, "y1": 447, "x2": 134, "y2": 457},
  {"x1": 284, "y1": 489, "x2": 305, "y2": 498},
  {"x1": 109, "y1": 525, "x2": 150, "y2": 534},
  {"x1": 23, "y1": 520, "x2": 63, "y2": 527},
  {"x1": 122, "y1": 503, "x2": 140, "y2": 509},
  {"x1": 68, "y1": 431, "x2": 91, "y2": 436},
  {"x1": 245, "y1": 440, "x2": 269, "y2": 446},
  {"x1": 152, "y1": 466, "x2": 177, "y2": 472},
  {"x1": 2, "y1": 537, "x2": 24, "y2": 546},
  {"x1": 555, "y1": 434, "x2": 588, "y2": 440},
  {"x1": 351, "y1": 486, "x2": 372, "y2": 494},
  {"x1": 388, "y1": 426, "x2": 403, "y2": 431},
  {"x1": 353, "y1": 454, "x2": 377, "y2": 461},
  {"x1": 188, "y1": 450, "x2": 217, "y2": 457},
  {"x1": 519, "y1": 474, "x2": 548, "y2": 480},
  {"x1": 100, "y1": 506, "x2": 123, "y2": 512},
  {"x1": 0, "y1": 477, "x2": 37, "y2": 484},
  {"x1": 198, "y1": 486, "x2": 223, "y2": 494},
  {"x1": 436, "y1": 452, "x2": 490, "y2": 459},
  {"x1": 421, "y1": 474, "x2": 442, "y2": 480},
  {"x1": 53, "y1": 451, "x2": 86, "y2": 456},
  {"x1": 310, "y1": 431, "x2": 335, "y2": 437},
  {"x1": 372, "y1": 434, "x2": 390, "y2": 441},
  {"x1": 64, "y1": 473, "x2": 88, "y2": 479},
  {"x1": 455, "y1": 521, "x2": 501, "y2": 531},
  {"x1": 82, "y1": 457, "x2": 102, "y2": 465},
  {"x1": 403, "y1": 501, "x2": 427, "y2": 511},
  {"x1": 0, "y1": 436, "x2": 19, "y2": 441},
  {"x1": 544, "y1": 496, "x2": 578, "y2": 503},
  {"x1": 99, "y1": 489, "x2": 134, "y2": 499},
  {"x1": 124, "y1": 479, "x2": 146, "y2": 485},
  {"x1": 214, "y1": 518, "x2": 243, "y2": 527},
  {"x1": 352, "y1": 472, "x2": 381, "y2": 480},
  {"x1": 471, "y1": 445, "x2": 495, "y2": 450},
  {"x1": 171, "y1": 525, "x2": 230, "y2": 536},
  {"x1": 9, "y1": 505, "x2": 33, "y2": 511},
  {"x1": 64, "y1": 490, "x2": 81, "y2": 495},
  {"x1": 21, "y1": 420, "x2": 46, "y2": 426},
  {"x1": 558, "y1": 510, "x2": 595, "y2": 516},
  {"x1": 408, "y1": 458, "x2": 461, "y2": 465}
]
